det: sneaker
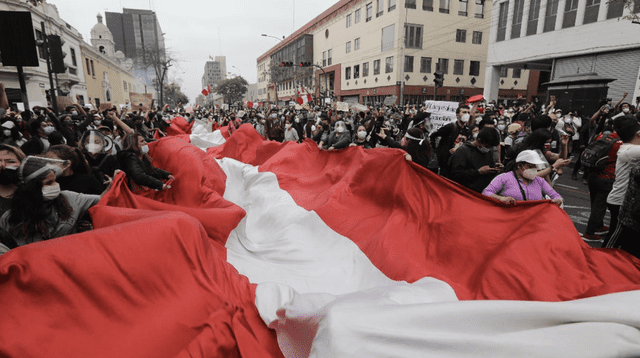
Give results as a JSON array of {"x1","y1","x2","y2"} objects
[
  {"x1": 582, "y1": 233, "x2": 603, "y2": 242},
  {"x1": 594, "y1": 226, "x2": 609, "y2": 234}
]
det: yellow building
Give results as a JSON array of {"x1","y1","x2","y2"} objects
[{"x1": 80, "y1": 14, "x2": 147, "y2": 110}]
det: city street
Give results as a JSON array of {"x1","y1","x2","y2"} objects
[{"x1": 554, "y1": 164, "x2": 607, "y2": 248}]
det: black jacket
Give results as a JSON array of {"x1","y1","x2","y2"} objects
[
  {"x1": 117, "y1": 151, "x2": 170, "y2": 191},
  {"x1": 449, "y1": 142, "x2": 497, "y2": 193}
]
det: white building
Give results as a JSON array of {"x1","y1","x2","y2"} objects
[
  {"x1": 0, "y1": 0, "x2": 87, "y2": 109},
  {"x1": 484, "y1": 0, "x2": 640, "y2": 114},
  {"x1": 201, "y1": 56, "x2": 227, "y2": 106}
]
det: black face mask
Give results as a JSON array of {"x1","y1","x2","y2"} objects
[{"x1": 0, "y1": 167, "x2": 19, "y2": 186}]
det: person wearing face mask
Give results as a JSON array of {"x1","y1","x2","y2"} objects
[
  {"x1": 0, "y1": 156, "x2": 112, "y2": 252},
  {"x1": 21, "y1": 117, "x2": 56, "y2": 156},
  {"x1": 45, "y1": 145, "x2": 104, "y2": 195},
  {"x1": 0, "y1": 145, "x2": 25, "y2": 216},
  {"x1": 325, "y1": 120, "x2": 352, "y2": 151},
  {"x1": 117, "y1": 133, "x2": 173, "y2": 192},
  {"x1": 0, "y1": 120, "x2": 26, "y2": 148},
  {"x1": 483, "y1": 150, "x2": 563, "y2": 205},
  {"x1": 350, "y1": 125, "x2": 372, "y2": 149},
  {"x1": 283, "y1": 119, "x2": 300, "y2": 142},
  {"x1": 449, "y1": 127, "x2": 502, "y2": 193},
  {"x1": 430, "y1": 105, "x2": 472, "y2": 178}
]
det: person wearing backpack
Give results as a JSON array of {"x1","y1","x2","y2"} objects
[
  {"x1": 602, "y1": 117, "x2": 640, "y2": 247},
  {"x1": 581, "y1": 119, "x2": 624, "y2": 242}
]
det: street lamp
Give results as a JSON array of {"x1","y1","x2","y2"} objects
[
  {"x1": 261, "y1": 34, "x2": 285, "y2": 42},
  {"x1": 232, "y1": 66, "x2": 242, "y2": 77}
]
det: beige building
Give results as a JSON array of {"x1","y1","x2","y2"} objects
[
  {"x1": 256, "y1": 57, "x2": 271, "y2": 102},
  {"x1": 258, "y1": 0, "x2": 531, "y2": 106},
  {"x1": 81, "y1": 14, "x2": 147, "y2": 110}
]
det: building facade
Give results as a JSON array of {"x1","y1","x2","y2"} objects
[
  {"x1": 201, "y1": 56, "x2": 227, "y2": 106},
  {"x1": 0, "y1": 0, "x2": 87, "y2": 109},
  {"x1": 485, "y1": 0, "x2": 640, "y2": 114},
  {"x1": 258, "y1": 0, "x2": 531, "y2": 106},
  {"x1": 81, "y1": 14, "x2": 147, "y2": 109}
]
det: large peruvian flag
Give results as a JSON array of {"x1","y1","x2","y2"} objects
[{"x1": 1, "y1": 123, "x2": 640, "y2": 357}]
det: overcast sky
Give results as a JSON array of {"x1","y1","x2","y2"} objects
[{"x1": 51, "y1": 0, "x2": 338, "y2": 103}]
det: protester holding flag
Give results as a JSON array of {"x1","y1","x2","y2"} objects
[
  {"x1": 117, "y1": 133, "x2": 174, "y2": 192},
  {"x1": 324, "y1": 120, "x2": 351, "y2": 151},
  {"x1": 449, "y1": 127, "x2": 501, "y2": 192},
  {"x1": 283, "y1": 118, "x2": 299, "y2": 142}
]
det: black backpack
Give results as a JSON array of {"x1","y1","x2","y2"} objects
[{"x1": 580, "y1": 134, "x2": 618, "y2": 171}]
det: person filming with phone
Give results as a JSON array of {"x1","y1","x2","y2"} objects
[{"x1": 449, "y1": 127, "x2": 502, "y2": 193}]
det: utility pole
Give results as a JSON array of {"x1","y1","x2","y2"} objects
[{"x1": 41, "y1": 22, "x2": 58, "y2": 114}]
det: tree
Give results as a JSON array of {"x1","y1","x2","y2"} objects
[
  {"x1": 163, "y1": 81, "x2": 189, "y2": 108},
  {"x1": 136, "y1": 45, "x2": 176, "y2": 108},
  {"x1": 214, "y1": 76, "x2": 248, "y2": 105}
]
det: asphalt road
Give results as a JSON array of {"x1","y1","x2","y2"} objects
[{"x1": 553, "y1": 168, "x2": 608, "y2": 248}]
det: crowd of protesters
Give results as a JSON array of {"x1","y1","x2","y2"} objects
[{"x1": 0, "y1": 80, "x2": 639, "y2": 258}]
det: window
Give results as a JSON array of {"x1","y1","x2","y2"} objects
[
  {"x1": 377, "y1": 0, "x2": 384, "y2": 16},
  {"x1": 405, "y1": 0, "x2": 416, "y2": 9},
  {"x1": 347, "y1": 13, "x2": 352, "y2": 27},
  {"x1": 390, "y1": 0, "x2": 397, "y2": 10},
  {"x1": 453, "y1": 59, "x2": 464, "y2": 75},
  {"x1": 354, "y1": 38, "x2": 361, "y2": 51},
  {"x1": 124, "y1": 81, "x2": 127, "y2": 90},
  {"x1": 440, "y1": 0, "x2": 450, "y2": 13},
  {"x1": 459, "y1": 0, "x2": 468, "y2": 15},
  {"x1": 527, "y1": 0, "x2": 541, "y2": 35},
  {"x1": 85, "y1": 58, "x2": 91, "y2": 75},
  {"x1": 544, "y1": 0, "x2": 558, "y2": 32},
  {"x1": 423, "y1": 0, "x2": 433, "y2": 11},
  {"x1": 323, "y1": 51, "x2": 327, "y2": 67},
  {"x1": 381, "y1": 24, "x2": 395, "y2": 52},
  {"x1": 562, "y1": 0, "x2": 579, "y2": 28},
  {"x1": 420, "y1": 57, "x2": 432, "y2": 73},
  {"x1": 366, "y1": 2, "x2": 373, "y2": 21},
  {"x1": 583, "y1": 0, "x2": 600, "y2": 24},
  {"x1": 35, "y1": 30, "x2": 45, "y2": 59},
  {"x1": 70, "y1": 48, "x2": 77, "y2": 67},
  {"x1": 374, "y1": 59, "x2": 381, "y2": 75},
  {"x1": 355, "y1": 8, "x2": 362, "y2": 23},
  {"x1": 512, "y1": 0, "x2": 525, "y2": 38},
  {"x1": 90, "y1": 60, "x2": 95, "y2": 76},
  {"x1": 606, "y1": 0, "x2": 624, "y2": 19},
  {"x1": 500, "y1": 67, "x2": 508, "y2": 77},
  {"x1": 363, "y1": 62, "x2": 370, "y2": 76},
  {"x1": 345, "y1": 67, "x2": 352, "y2": 80},
  {"x1": 385, "y1": 56, "x2": 394, "y2": 73},
  {"x1": 437, "y1": 58, "x2": 449, "y2": 74},
  {"x1": 328, "y1": 49, "x2": 332, "y2": 66},
  {"x1": 456, "y1": 29, "x2": 466, "y2": 42},
  {"x1": 497, "y1": 1, "x2": 509, "y2": 41},
  {"x1": 469, "y1": 60, "x2": 480, "y2": 76},
  {"x1": 512, "y1": 68, "x2": 522, "y2": 78},
  {"x1": 354, "y1": 65, "x2": 360, "y2": 78},
  {"x1": 346, "y1": 41, "x2": 352, "y2": 53},
  {"x1": 404, "y1": 24, "x2": 423, "y2": 48},
  {"x1": 404, "y1": 56, "x2": 414, "y2": 72},
  {"x1": 474, "y1": 0, "x2": 484, "y2": 17},
  {"x1": 472, "y1": 31, "x2": 482, "y2": 44}
]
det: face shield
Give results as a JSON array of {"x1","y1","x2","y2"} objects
[
  {"x1": 80, "y1": 130, "x2": 114, "y2": 155},
  {"x1": 18, "y1": 156, "x2": 70, "y2": 184}
]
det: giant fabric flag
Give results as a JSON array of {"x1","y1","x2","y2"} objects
[{"x1": 1, "y1": 121, "x2": 640, "y2": 357}]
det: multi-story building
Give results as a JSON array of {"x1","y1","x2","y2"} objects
[
  {"x1": 201, "y1": 56, "x2": 227, "y2": 106},
  {"x1": 256, "y1": 57, "x2": 270, "y2": 102},
  {"x1": 244, "y1": 83, "x2": 258, "y2": 103},
  {"x1": 0, "y1": 0, "x2": 87, "y2": 109},
  {"x1": 105, "y1": 8, "x2": 165, "y2": 95},
  {"x1": 257, "y1": 0, "x2": 530, "y2": 106},
  {"x1": 485, "y1": 0, "x2": 640, "y2": 115},
  {"x1": 81, "y1": 14, "x2": 147, "y2": 109}
]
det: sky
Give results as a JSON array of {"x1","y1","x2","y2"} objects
[{"x1": 51, "y1": 0, "x2": 339, "y2": 103}]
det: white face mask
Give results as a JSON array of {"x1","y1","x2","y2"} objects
[
  {"x1": 336, "y1": 126, "x2": 345, "y2": 133},
  {"x1": 43, "y1": 125, "x2": 55, "y2": 135},
  {"x1": 564, "y1": 117, "x2": 572, "y2": 124},
  {"x1": 497, "y1": 124, "x2": 505, "y2": 131},
  {"x1": 623, "y1": 108, "x2": 630, "y2": 113},
  {"x1": 42, "y1": 183, "x2": 61, "y2": 201},
  {"x1": 71, "y1": 111, "x2": 78, "y2": 116},
  {"x1": 472, "y1": 132, "x2": 478, "y2": 140},
  {"x1": 460, "y1": 114, "x2": 470, "y2": 123},
  {"x1": 141, "y1": 145, "x2": 149, "y2": 155},
  {"x1": 294, "y1": 118, "x2": 300, "y2": 123},
  {"x1": 260, "y1": 119, "x2": 266, "y2": 124},
  {"x1": 357, "y1": 131, "x2": 367, "y2": 140},
  {"x1": 3, "y1": 129, "x2": 11, "y2": 137},
  {"x1": 86, "y1": 143, "x2": 101, "y2": 154},
  {"x1": 522, "y1": 167, "x2": 538, "y2": 180},
  {"x1": 285, "y1": 123, "x2": 292, "y2": 129},
  {"x1": 311, "y1": 125, "x2": 316, "y2": 132},
  {"x1": 478, "y1": 145, "x2": 491, "y2": 153},
  {"x1": 94, "y1": 120, "x2": 101, "y2": 126}
]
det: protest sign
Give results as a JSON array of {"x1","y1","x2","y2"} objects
[
  {"x1": 336, "y1": 102, "x2": 349, "y2": 111},
  {"x1": 423, "y1": 100, "x2": 459, "y2": 132},
  {"x1": 129, "y1": 92, "x2": 153, "y2": 111},
  {"x1": 383, "y1": 95, "x2": 398, "y2": 105}
]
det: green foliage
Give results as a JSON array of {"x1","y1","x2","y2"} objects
[{"x1": 214, "y1": 76, "x2": 249, "y2": 104}]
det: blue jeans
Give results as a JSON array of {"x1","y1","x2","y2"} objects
[{"x1": 585, "y1": 176, "x2": 614, "y2": 234}]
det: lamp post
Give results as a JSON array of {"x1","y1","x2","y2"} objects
[
  {"x1": 261, "y1": 34, "x2": 285, "y2": 106},
  {"x1": 261, "y1": 34, "x2": 285, "y2": 42}
]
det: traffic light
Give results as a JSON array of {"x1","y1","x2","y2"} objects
[
  {"x1": 299, "y1": 62, "x2": 312, "y2": 67},
  {"x1": 433, "y1": 71, "x2": 444, "y2": 88},
  {"x1": 280, "y1": 62, "x2": 293, "y2": 67},
  {"x1": 47, "y1": 35, "x2": 67, "y2": 74}
]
